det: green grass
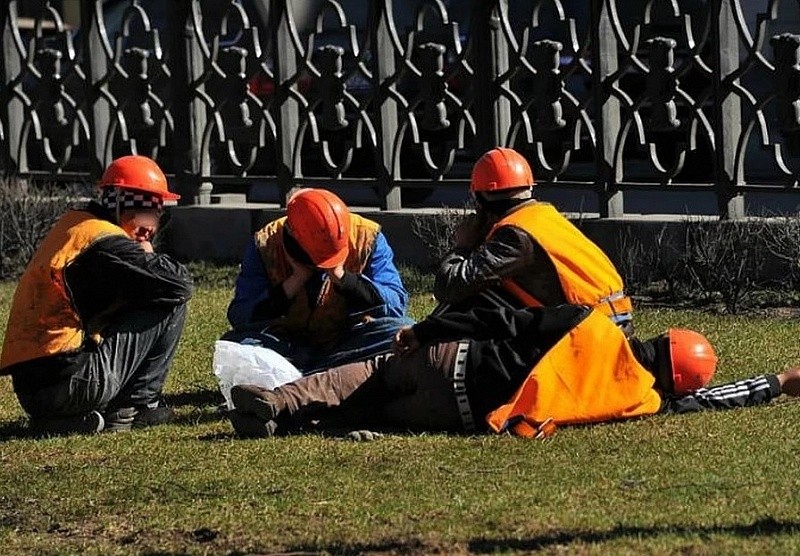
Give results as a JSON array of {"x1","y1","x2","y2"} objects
[{"x1": 1, "y1": 275, "x2": 800, "y2": 555}]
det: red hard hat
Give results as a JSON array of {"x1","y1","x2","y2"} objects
[
  {"x1": 470, "y1": 147, "x2": 535, "y2": 193},
  {"x1": 99, "y1": 155, "x2": 179, "y2": 203},
  {"x1": 286, "y1": 188, "x2": 350, "y2": 269},
  {"x1": 667, "y1": 328, "x2": 718, "y2": 395}
]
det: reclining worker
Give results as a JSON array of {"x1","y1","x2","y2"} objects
[
  {"x1": 0, "y1": 155, "x2": 193, "y2": 435},
  {"x1": 225, "y1": 188, "x2": 412, "y2": 374},
  {"x1": 435, "y1": 147, "x2": 635, "y2": 337},
  {"x1": 225, "y1": 293, "x2": 800, "y2": 438}
]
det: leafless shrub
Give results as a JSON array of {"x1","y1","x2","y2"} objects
[
  {"x1": 615, "y1": 223, "x2": 692, "y2": 302},
  {"x1": 0, "y1": 179, "x2": 89, "y2": 280},
  {"x1": 682, "y1": 218, "x2": 768, "y2": 314},
  {"x1": 410, "y1": 203, "x2": 474, "y2": 268},
  {"x1": 614, "y1": 226, "x2": 652, "y2": 295},
  {"x1": 759, "y1": 215, "x2": 800, "y2": 289}
]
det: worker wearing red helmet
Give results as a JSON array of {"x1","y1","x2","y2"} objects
[
  {"x1": 225, "y1": 188, "x2": 411, "y2": 374},
  {"x1": 227, "y1": 297, "x2": 800, "y2": 439},
  {"x1": 224, "y1": 150, "x2": 787, "y2": 438},
  {"x1": 0, "y1": 155, "x2": 193, "y2": 435},
  {"x1": 436, "y1": 147, "x2": 634, "y2": 336}
]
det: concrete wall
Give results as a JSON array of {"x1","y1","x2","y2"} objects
[{"x1": 162, "y1": 204, "x2": 697, "y2": 269}]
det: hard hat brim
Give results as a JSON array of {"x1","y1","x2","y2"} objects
[{"x1": 314, "y1": 246, "x2": 349, "y2": 270}]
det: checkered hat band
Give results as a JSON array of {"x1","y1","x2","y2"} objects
[{"x1": 101, "y1": 188, "x2": 163, "y2": 211}]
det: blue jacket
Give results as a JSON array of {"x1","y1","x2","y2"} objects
[{"x1": 227, "y1": 231, "x2": 408, "y2": 330}]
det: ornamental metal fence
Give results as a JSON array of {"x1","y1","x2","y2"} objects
[{"x1": 1, "y1": 0, "x2": 800, "y2": 216}]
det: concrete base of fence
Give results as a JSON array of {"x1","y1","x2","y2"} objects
[{"x1": 163, "y1": 203, "x2": 703, "y2": 269}]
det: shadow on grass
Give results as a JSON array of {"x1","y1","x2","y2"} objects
[
  {"x1": 468, "y1": 518, "x2": 800, "y2": 552},
  {"x1": 283, "y1": 517, "x2": 800, "y2": 555},
  {"x1": 0, "y1": 418, "x2": 32, "y2": 441},
  {"x1": 0, "y1": 389, "x2": 226, "y2": 439},
  {"x1": 163, "y1": 388, "x2": 223, "y2": 409},
  {"x1": 164, "y1": 388, "x2": 227, "y2": 427}
]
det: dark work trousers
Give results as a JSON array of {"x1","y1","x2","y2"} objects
[
  {"x1": 13, "y1": 303, "x2": 187, "y2": 418},
  {"x1": 274, "y1": 341, "x2": 467, "y2": 433}
]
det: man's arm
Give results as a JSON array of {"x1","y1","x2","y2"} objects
[
  {"x1": 332, "y1": 232, "x2": 409, "y2": 317},
  {"x1": 433, "y1": 226, "x2": 536, "y2": 304},
  {"x1": 65, "y1": 234, "x2": 193, "y2": 322},
  {"x1": 226, "y1": 238, "x2": 290, "y2": 329},
  {"x1": 660, "y1": 375, "x2": 782, "y2": 414},
  {"x1": 412, "y1": 303, "x2": 587, "y2": 346}
]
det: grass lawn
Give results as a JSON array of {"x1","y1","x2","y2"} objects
[{"x1": 1, "y1": 274, "x2": 800, "y2": 555}]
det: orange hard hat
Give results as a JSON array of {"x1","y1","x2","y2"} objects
[
  {"x1": 99, "y1": 155, "x2": 179, "y2": 203},
  {"x1": 470, "y1": 147, "x2": 535, "y2": 193},
  {"x1": 666, "y1": 328, "x2": 718, "y2": 395},
  {"x1": 286, "y1": 188, "x2": 350, "y2": 269}
]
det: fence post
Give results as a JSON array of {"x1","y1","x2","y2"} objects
[
  {"x1": 80, "y1": 0, "x2": 110, "y2": 175},
  {"x1": 272, "y1": 0, "x2": 299, "y2": 207},
  {"x1": 372, "y1": 0, "x2": 401, "y2": 210},
  {"x1": 591, "y1": 0, "x2": 623, "y2": 218},
  {"x1": 169, "y1": 0, "x2": 211, "y2": 204},
  {"x1": 713, "y1": 0, "x2": 744, "y2": 219},
  {"x1": 473, "y1": 0, "x2": 510, "y2": 153},
  {"x1": 1, "y1": 1, "x2": 23, "y2": 173}
]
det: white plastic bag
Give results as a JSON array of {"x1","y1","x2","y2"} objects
[{"x1": 213, "y1": 340, "x2": 302, "y2": 409}]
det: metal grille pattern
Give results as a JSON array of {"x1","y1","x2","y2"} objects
[{"x1": 1, "y1": 0, "x2": 799, "y2": 216}]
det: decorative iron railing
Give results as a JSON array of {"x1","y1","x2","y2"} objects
[{"x1": 1, "y1": 0, "x2": 799, "y2": 216}]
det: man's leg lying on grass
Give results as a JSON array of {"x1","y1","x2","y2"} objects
[
  {"x1": 228, "y1": 353, "x2": 386, "y2": 438},
  {"x1": 376, "y1": 341, "x2": 468, "y2": 433},
  {"x1": 228, "y1": 340, "x2": 469, "y2": 437}
]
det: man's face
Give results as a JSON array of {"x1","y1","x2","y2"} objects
[{"x1": 119, "y1": 208, "x2": 162, "y2": 243}]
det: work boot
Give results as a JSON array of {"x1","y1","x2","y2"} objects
[
  {"x1": 230, "y1": 385, "x2": 286, "y2": 421},
  {"x1": 103, "y1": 407, "x2": 137, "y2": 432},
  {"x1": 104, "y1": 401, "x2": 175, "y2": 432},
  {"x1": 29, "y1": 410, "x2": 105, "y2": 436},
  {"x1": 227, "y1": 409, "x2": 278, "y2": 439},
  {"x1": 132, "y1": 401, "x2": 175, "y2": 428}
]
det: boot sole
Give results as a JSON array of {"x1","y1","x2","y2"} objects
[
  {"x1": 228, "y1": 409, "x2": 278, "y2": 438},
  {"x1": 230, "y1": 386, "x2": 281, "y2": 421}
]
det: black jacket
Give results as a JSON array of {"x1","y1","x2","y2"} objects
[
  {"x1": 7, "y1": 203, "x2": 193, "y2": 390},
  {"x1": 412, "y1": 293, "x2": 590, "y2": 421}
]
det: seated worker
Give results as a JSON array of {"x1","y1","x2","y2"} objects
[
  {"x1": 225, "y1": 293, "x2": 800, "y2": 438},
  {"x1": 225, "y1": 188, "x2": 412, "y2": 374},
  {"x1": 436, "y1": 147, "x2": 635, "y2": 336},
  {"x1": 0, "y1": 155, "x2": 194, "y2": 435}
]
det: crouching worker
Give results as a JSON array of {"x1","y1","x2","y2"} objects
[
  {"x1": 225, "y1": 294, "x2": 800, "y2": 438},
  {"x1": 224, "y1": 188, "x2": 412, "y2": 374},
  {"x1": 435, "y1": 147, "x2": 635, "y2": 337},
  {"x1": 0, "y1": 155, "x2": 193, "y2": 435}
]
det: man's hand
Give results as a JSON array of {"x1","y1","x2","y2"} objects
[
  {"x1": 132, "y1": 226, "x2": 155, "y2": 243},
  {"x1": 287, "y1": 253, "x2": 314, "y2": 283},
  {"x1": 392, "y1": 326, "x2": 420, "y2": 355},
  {"x1": 283, "y1": 253, "x2": 314, "y2": 298},
  {"x1": 453, "y1": 212, "x2": 489, "y2": 250},
  {"x1": 778, "y1": 367, "x2": 800, "y2": 397},
  {"x1": 326, "y1": 264, "x2": 346, "y2": 284},
  {"x1": 139, "y1": 240, "x2": 154, "y2": 253}
]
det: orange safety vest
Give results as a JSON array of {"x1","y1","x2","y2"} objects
[
  {"x1": 486, "y1": 309, "x2": 662, "y2": 436},
  {"x1": 0, "y1": 210, "x2": 127, "y2": 371},
  {"x1": 255, "y1": 213, "x2": 381, "y2": 346},
  {"x1": 488, "y1": 203, "x2": 633, "y2": 321}
]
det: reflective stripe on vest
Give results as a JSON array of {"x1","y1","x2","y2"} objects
[
  {"x1": 0, "y1": 210, "x2": 126, "y2": 370},
  {"x1": 486, "y1": 309, "x2": 662, "y2": 434},
  {"x1": 255, "y1": 213, "x2": 380, "y2": 346},
  {"x1": 489, "y1": 203, "x2": 633, "y2": 319}
]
